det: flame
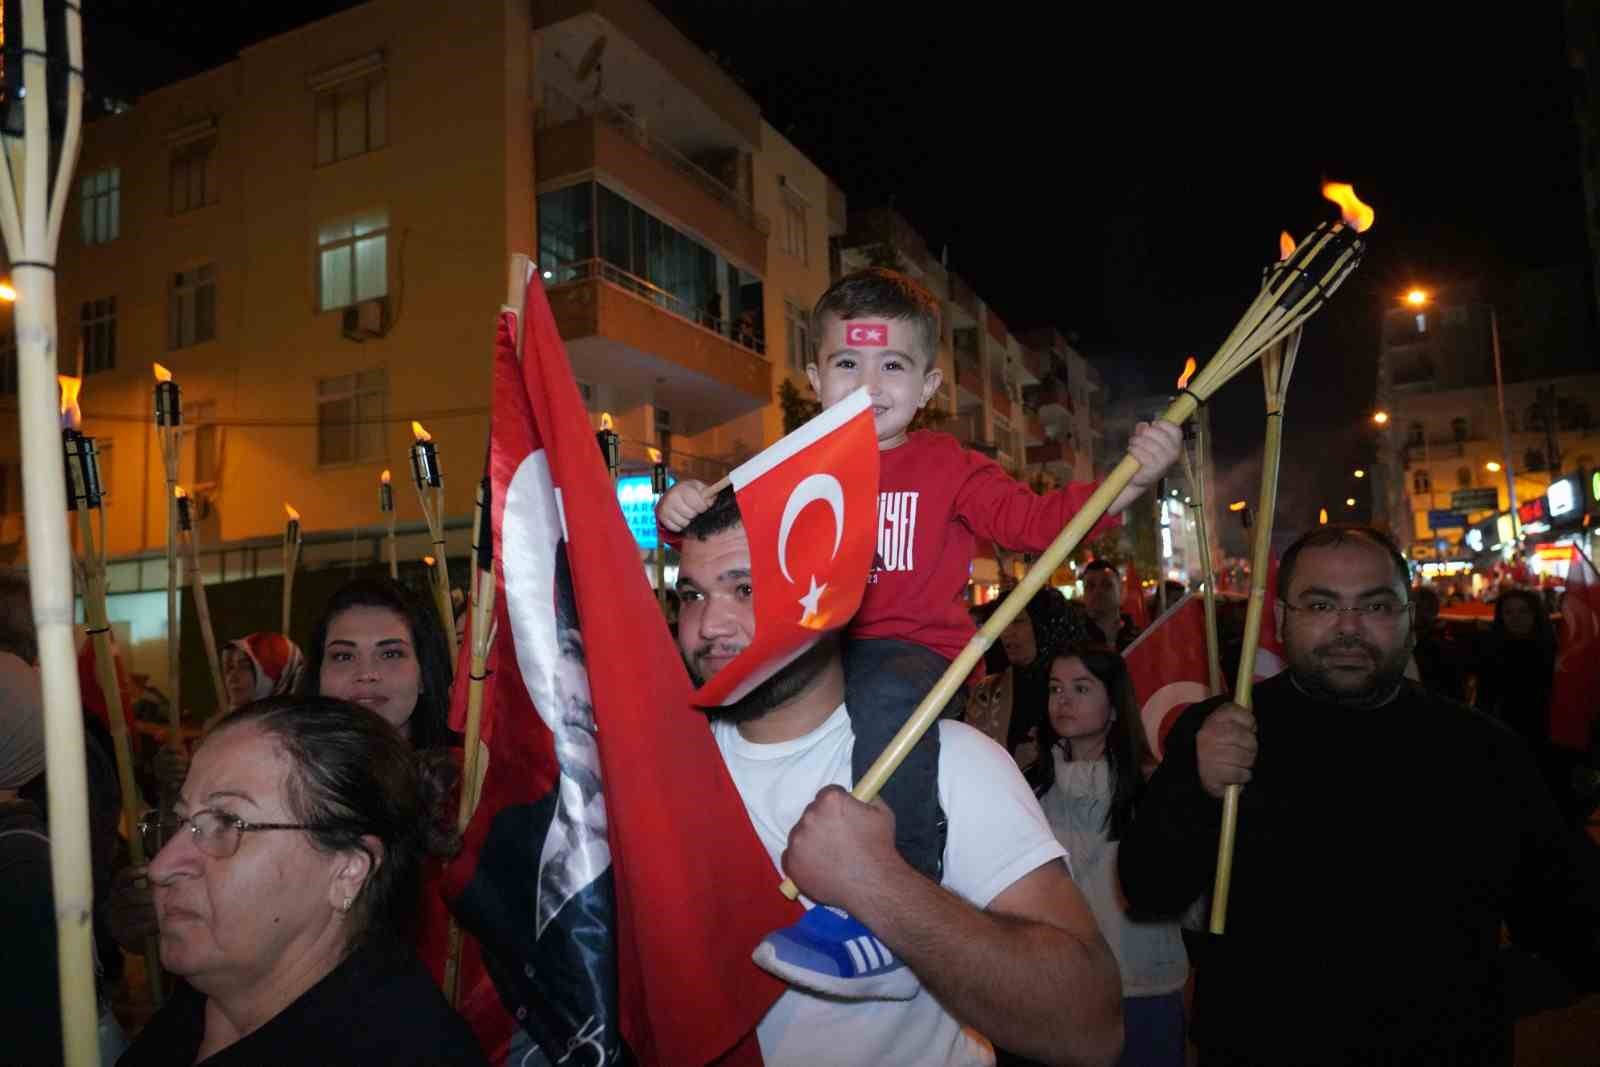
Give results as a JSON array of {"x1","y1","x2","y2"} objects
[
  {"x1": 646, "y1": 447, "x2": 662, "y2": 464},
  {"x1": 381, "y1": 468, "x2": 392, "y2": 485},
  {"x1": 599, "y1": 412, "x2": 614, "y2": 431},
  {"x1": 1318, "y1": 508, "x2": 1329, "y2": 525},
  {"x1": 1321, "y1": 181, "x2": 1375, "y2": 233},
  {"x1": 284, "y1": 503, "x2": 301, "y2": 522},
  {"x1": 1228, "y1": 500, "x2": 1248, "y2": 512},
  {"x1": 0, "y1": 282, "x2": 16, "y2": 302},
  {"x1": 58, "y1": 375, "x2": 82, "y2": 429},
  {"x1": 423, "y1": 555, "x2": 436, "y2": 567},
  {"x1": 1175, "y1": 357, "x2": 1196, "y2": 390},
  {"x1": 152, "y1": 363, "x2": 172, "y2": 383},
  {"x1": 1279, "y1": 231, "x2": 1296, "y2": 260},
  {"x1": 174, "y1": 485, "x2": 188, "y2": 500},
  {"x1": 411, "y1": 421, "x2": 431, "y2": 443}
]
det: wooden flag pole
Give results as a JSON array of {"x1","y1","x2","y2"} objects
[
  {"x1": 442, "y1": 253, "x2": 526, "y2": 1005},
  {"x1": 2, "y1": 0, "x2": 100, "y2": 1058},
  {"x1": 1209, "y1": 326, "x2": 1302, "y2": 934},
  {"x1": 775, "y1": 201, "x2": 1369, "y2": 900}
]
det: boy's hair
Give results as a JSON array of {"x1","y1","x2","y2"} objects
[
  {"x1": 682, "y1": 487, "x2": 743, "y2": 542},
  {"x1": 812, "y1": 268, "x2": 941, "y2": 370}
]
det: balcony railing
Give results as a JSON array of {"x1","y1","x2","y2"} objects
[
  {"x1": 541, "y1": 84, "x2": 769, "y2": 234},
  {"x1": 545, "y1": 257, "x2": 766, "y2": 356}
]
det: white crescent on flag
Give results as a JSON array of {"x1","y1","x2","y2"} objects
[{"x1": 777, "y1": 474, "x2": 845, "y2": 583}]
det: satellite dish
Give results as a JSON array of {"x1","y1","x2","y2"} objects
[{"x1": 575, "y1": 35, "x2": 608, "y2": 91}]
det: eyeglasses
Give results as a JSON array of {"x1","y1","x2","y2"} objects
[
  {"x1": 137, "y1": 808, "x2": 322, "y2": 860},
  {"x1": 1279, "y1": 600, "x2": 1412, "y2": 622}
]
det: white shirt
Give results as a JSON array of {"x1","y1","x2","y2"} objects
[{"x1": 713, "y1": 705, "x2": 1068, "y2": 1066}]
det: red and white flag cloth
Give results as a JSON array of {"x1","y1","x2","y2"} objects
[
  {"x1": 1125, "y1": 593, "x2": 1212, "y2": 761},
  {"x1": 1251, "y1": 554, "x2": 1287, "y2": 683},
  {"x1": 1120, "y1": 555, "x2": 1151, "y2": 631},
  {"x1": 1551, "y1": 547, "x2": 1600, "y2": 752},
  {"x1": 692, "y1": 388, "x2": 879, "y2": 707},
  {"x1": 443, "y1": 268, "x2": 798, "y2": 1066}
]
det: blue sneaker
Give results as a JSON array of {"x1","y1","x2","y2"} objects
[{"x1": 752, "y1": 906, "x2": 919, "y2": 1001}]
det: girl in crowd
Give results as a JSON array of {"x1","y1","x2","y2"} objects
[
  {"x1": 1473, "y1": 587, "x2": 1558, "y2": 747},
  {"x1": 1033, "y1": 644, "x2": 1187, "y2": 1067}
]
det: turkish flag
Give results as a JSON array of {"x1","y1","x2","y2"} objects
[
  {"x1": 691, "y1": 388, "x2": 879, "y2": 707},
  {"x1": 1124, "y1": 593, "x2": 1212, "y2": 761},
  {"x1": 1121, "y1": 555, "x2": 1150, "y2": 630},
  {"x1": 1251, "y1": 554, "x2": 1287, "y2": 683},
  {"x1": 1550, "y1": 548, "x2": 1600, "y2": 752},
  {"x1": 443, "y1": 266, "x2": 796, "y2": 1066}
]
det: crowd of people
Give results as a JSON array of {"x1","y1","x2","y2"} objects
[{"x1": 1, "y1": 267, "x2": 1596, "y2": 1066}]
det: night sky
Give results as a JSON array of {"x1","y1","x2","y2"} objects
[{"x1": 95, "y1": 2, "x2": 1596, "y2": 550}]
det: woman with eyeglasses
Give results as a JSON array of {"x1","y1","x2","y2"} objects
[{"x1": 117, "y1": 696, "x2": 486, "y2": 1065}]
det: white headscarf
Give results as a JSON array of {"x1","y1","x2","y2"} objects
[{"x1": 0, "y1": 651, "x2": 46, "y2": 790}]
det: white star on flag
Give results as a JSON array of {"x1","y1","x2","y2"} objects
[{"x1": 797, "y1": 575, "x2": 827, "y2": 626}]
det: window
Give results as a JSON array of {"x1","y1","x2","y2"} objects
[
  {"x1": 169, "y1": 138, "x2": 217, "y2": 215},
  {"x1": 0, "y1": 459, "x2": 21, "y2": 514},
  {"x1": 1456, "y1": 467, "x2": 1472, "y2": 489},
  {"x1": 0, "y1": 334, "x2": 15, "y2": 395},
  {"x1": 80, "y1": 297, "x2": 117, "y2": 374},
  {"x1": 80, "y1": 168, "x2": 119, "y2": 245},
  {"x1": 784, "y1": 301, "x2": 813, "y2": 373},
  {"x1": 170, "y1": 264, "x2": 216, "y2": 349},
  {"x1": 315, "y1": 72, "x2": 387, "y2": 165},
  {"x1": 318, "y1": 212, "x2": 388, "y2": 311},
  {"x1": 1450, "y1": 416, "x2": 1468, "y2": 442},
  {"x1": 188, "y1": 401, "x2": 219, "y2": 486},
  {"x1": 317, "y1": 370, "x2": 386, "y2": 465},
  {"x1": 1524, "y1": 449, "x2": 1546, "y2": 472},
  {"x1": 781, "y1": 194, "x2": 807, "y2": 264},
  {"x1": 1412, "y1": 469, "x2": 1431, "y2": 494},
  {"x1": 1407, "y1": 422, "x2": 1425, "y2": 447}
]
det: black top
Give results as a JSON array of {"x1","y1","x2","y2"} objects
[
  {"x1": 1084, "y1": 613, "x2": 1141, "y2": 652},
  {"x1": 1, "y1": 800, "x2": 63, "y2": 1067},
  {"x1": 118, "y1": 937, "x2": 487, "y2": 1066},
  {"x1": 1119, "y1": 673, "x2": 1599, "y2": 1067}
]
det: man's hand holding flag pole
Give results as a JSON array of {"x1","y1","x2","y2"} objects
[{"x1": 777, "y1": 182, "x2": 1375, "y2": 902}]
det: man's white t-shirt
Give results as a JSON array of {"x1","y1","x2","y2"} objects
[{"x1": 713, "y1": 705, "x2": 1068, "y2": 1067}]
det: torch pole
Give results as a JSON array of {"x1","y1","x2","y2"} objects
[
  {"x1": 178, "y1": 504, "x2": 228, "y2": 718},
  {"x1": 386, "y1": 511, "x2": 399, "y2": 580},
  {"x1": 1181, "y1": 421, "x2": 1223, "y2": 694},
  {"x1": 281, "y1": 525, "x2": 300, "y2": 636},
  {"x1": 2, "y1": 0, "x2": 99, "y2": 1058},
  {"x1": 161, "y1": 432, "x2": 183, "y2": 750}
]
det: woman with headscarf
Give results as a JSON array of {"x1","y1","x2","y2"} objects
[{"x1": 221, "y1": 632, "x2": 307, "y2": 713}]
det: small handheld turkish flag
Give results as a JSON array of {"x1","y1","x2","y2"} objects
[
  {"x1": 693, "y1": 388, "x2": 879, "y2": 707},
  {"x1": 1124, "y1": 593, "x2": 1212, "y2": 761}
]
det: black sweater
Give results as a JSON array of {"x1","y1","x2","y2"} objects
[{"x1": 1119, "y1": 673, "x2": 1598, "y2": 1066}]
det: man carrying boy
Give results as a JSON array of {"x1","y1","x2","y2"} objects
[{"x1": 659, "y1": 268, "x2": 1181, "y2": 998}]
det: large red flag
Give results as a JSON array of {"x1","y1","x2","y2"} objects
[
  {"x1": 1551, "y1": 548, "x2": 1600, "y2": 752},
  {"x1": 443, "y1": 270, "x2": 799, "y2": 1065},
  {"x1": 1125, "y1": 593, "x2": 1211, "y2": 761},
  {"x1": 1251, "y1": 554, "x2": 1287, "y2": 682},
  {"x1": 693, "y1": 388, "x2": 878, "y2": 707},
  {"x1": 1121, "y1": 556, "x2": 1151, "y2": 630}
]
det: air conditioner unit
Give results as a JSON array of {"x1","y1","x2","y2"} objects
[{"x1": 342, "y1": 297, "x2": 388, "y2": 341}]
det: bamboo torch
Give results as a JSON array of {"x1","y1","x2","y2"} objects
[
  {"x1": 2, "y1": 1, "x2": 99, "y2": 1057},
  {"x1": 61, "y1": 378, "x2": 167, "y2": 1006},
  {"x1": 596, "y1": 412, "x2": 620, "y2": 484},
  {"x1": 1209, "y1": 224, "x2": 1323, "y2": 934},
  {"x1": 1176, "y1": 357, "x2": 1223, "y2": 694},
  {"x1": 154, "y1": 363, "x2": 184, "y2": 750},
  {"x1": 410, "y1": 422, "x2": 459, "y2": 662},
  {"x1": 777, "y1": 183, "x2": 1374, "y2": 901},
  {"x1": 380, "y1": 469, "x2": 398, "y2": 580},
  {"x1": 282, "y1": 503, "x2": 301, "y2": 635},
  {"x1": 176, "y1": 487, "x2": 228, "y2": 716},
  {"x1": 650, "y1": 449, "x2": 668, "y2": 608}
]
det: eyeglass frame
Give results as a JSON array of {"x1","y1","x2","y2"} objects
[
  {"x1": 138, "y1": 808, "x2": 326, "y2": 859},
  {"x1": 1277, "y1": 598, "x2": 1414, "y2": 622}
]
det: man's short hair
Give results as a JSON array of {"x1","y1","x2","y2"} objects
[
  {"x1": 812, "y1": 268, "x2": 941, "y2": 370},
  {"x1": 1277, "y1": 524, "x2": 1410, "y2": 601},
  {"x1": 1082, "y1": 559, "x2": 1121, "y2": 581},
  {"x1": 682, "y1": 486, "x2": 743, "y2": 542}
]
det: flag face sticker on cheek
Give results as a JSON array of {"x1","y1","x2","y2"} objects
[{"x1": 692, "y1": 388, "x2": 880, "y2": 707}]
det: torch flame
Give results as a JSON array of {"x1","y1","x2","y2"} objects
[
  {"x1": 411, "y1": 421, "x2": 431, "y2": 443},
  {"x1": 646, "y1": 447, "x2": 662, "y2": 464},
  {"x1": 599, "y1": 412, "x2": 614, "y2": 431},
  {"x1": 152, "y1": 363, "x2": 172, "y2": 383},
  {"x1": 284, "y1": 503, "x2": 301, "y2": 522},
  {"x1": 1321, "y1": 181, "x2": 1375, "y2": 233},
  {"x1": 174, "y1": 485, "x2": 188, "y2": 500},
  {"x1": 58, "y1": 375, "x2": 82, "y2": 429},
  {"x1": 1229, "y1": 500, "x2": 1248, "y2": 512},
  {"x1": 1318, "y1": 507, "x2": 1329, "y2": 525},
  {"x1": 1279, "y1": 231, "x2": 1297, "y2": 260},
  {"x1": 1175, "y1": 357, "x2": 1196, "y2": 390},
  {"x1": 423, "y1": 555, "x2": 436, "y2": 567},
  {"x1": 381, "y1": 468, "x2": 392, "y2": 485}
]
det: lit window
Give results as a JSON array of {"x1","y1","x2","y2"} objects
[
  {"x1": 781, "y1": 194, "x2": 807, "y2": 264},
  {"x1": 318, "y1": 212, "x2": 388, "y2": 311},
  {"x1": 784, "y1": 301, "x2": 813, "y2": 373},
  {"x1": 169, "y1": 264, "x2": 217, "y2": 349}
]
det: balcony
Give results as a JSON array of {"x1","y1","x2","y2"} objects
[
  {"x1": 1020, "y1": 346, "x2": 1049, "y2": 385},
  {"x1": 1025, "y1": 379, "x2": 1073, "y2": 417},
  {"x1": 990, "y1": 387, "x2": 1012, "y2": 419},
  {"x1": 1028, "y1": 440, "x2": 1076, "y2": 467},
  {"x1": 546, "y1": 260, "x2": 771, "y2": 435},
  {"x1": 954, "y1": 360, "x2": 984, "y2": 409},
  {"x1": 1025, "y1": 412, "x2": 1046, "y2": 445},
  {"x1": 949, "y1": 273, "x2": 980, "y2": 324},
  {"x1": 537, "y1": 107, "x2": 768, "y2": 273}
]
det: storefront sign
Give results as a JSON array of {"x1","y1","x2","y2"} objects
[
  {"x1": 1428, "y1": 510, "x2": 1468, "y2": 529},
  {"x1": 1451, "y1": 487, "x2": 1499, "y2": 512}
]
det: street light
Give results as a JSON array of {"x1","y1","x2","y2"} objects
[
  {"x1": 1485, "y1": 461, "x2": 1501, "y2": 473},
  {"x1": 1372, "y1": 411, "x2": 1390, "y2": 425},
  {"x1": 1353, "y1": 468, "x2": 1366, "y2": 479},
  {"x1": 1405, "y1": 288, "x2": 1428, "y2": 307},
  {"x1": 1345, "y1": 498, "x2": 1356, "y2": 507}
]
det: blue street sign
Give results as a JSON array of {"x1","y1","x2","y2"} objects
[
  {"x1": 617, "y1": 474, "x2": 673, "y2": 550},
  {"x1": 1427, "y1": 510, "x2": 1468, "y2": 529}
]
